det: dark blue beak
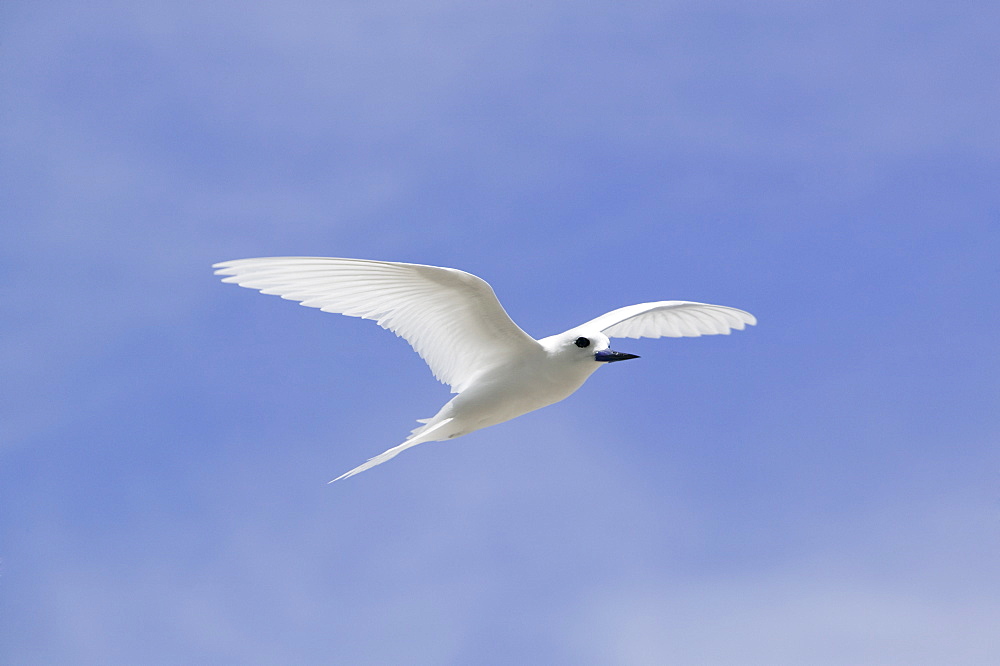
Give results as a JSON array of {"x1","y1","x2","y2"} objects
[{"x1": 595, "y1": 349, "x2": 640, "y2": 363}]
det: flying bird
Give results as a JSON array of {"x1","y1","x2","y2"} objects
[{"x1": 214, "y1": 257, "x2": 756, "y2": 481}]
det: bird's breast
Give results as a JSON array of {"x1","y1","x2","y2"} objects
[{"x1": 448, "y1": 356, "x2": 598, "y2": 431}]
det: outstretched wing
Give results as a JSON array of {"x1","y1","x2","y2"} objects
[
  {"x1": 214, "y1": 257, "x2": 540, "y2": 392},
  {"x1": 579, "y1": 301, "x2": 756, "y2": 339}
]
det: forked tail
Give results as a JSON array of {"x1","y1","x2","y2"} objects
[{"x1": 329, "y1": 418, "x2": 456, "y2": 483}]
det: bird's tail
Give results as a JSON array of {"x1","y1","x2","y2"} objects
[{"x1": 329, "y1": 418, "x2": 455, "y2": 483}]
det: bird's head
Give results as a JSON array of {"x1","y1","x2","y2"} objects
[{"x1": 542, "y1": 330, "x2": 640, "y2": 365}]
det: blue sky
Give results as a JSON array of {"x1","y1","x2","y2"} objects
[{"x1": 2, "y1": 1, "x2": 998, "y2": 663}]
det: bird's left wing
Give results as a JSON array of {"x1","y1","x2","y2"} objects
[
  {"x1": 214, "y1": 257, "x2": 540, "y2": 393},
  {"x1": 579, "y1": 301, "x2": 756, "y2": 339}
]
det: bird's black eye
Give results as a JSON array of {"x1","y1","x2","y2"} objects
[{"x1": 575, "y1": 337, "x2": 591, "y2": 348}]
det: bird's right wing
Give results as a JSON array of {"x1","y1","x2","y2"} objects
[
  {"x1": 580, "y1": 301, "x2": 756, "y2": 339},
  {"x1": 214, "y1": 257, "x2": 541, "y2": 393}
]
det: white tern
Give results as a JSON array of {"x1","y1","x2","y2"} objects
[{"x1": 214, "y1": 257, "x2": 756, "y2": 481}]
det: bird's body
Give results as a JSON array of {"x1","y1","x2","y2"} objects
[
  {"x1": 214, "y1": 257, "x2": 756, "y2": 481},
  {"x1": 417, "y1": 340, "x2": 599, "y2": 438}
]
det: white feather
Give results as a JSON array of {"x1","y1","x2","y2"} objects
[
  {"x1": 213, "y1": 257, "x2": 540, "y2": 393},
  {"x1": 578, "y1": 301, "x2": 757, "y2": 339}
]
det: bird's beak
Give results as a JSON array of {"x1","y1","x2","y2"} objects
[{"x1": 595, "y1": 348, "x2": 640, "y2": 363}]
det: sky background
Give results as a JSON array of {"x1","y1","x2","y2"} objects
[{"x1": 2, "y1": 1, "x2": 999, "y2": 663}]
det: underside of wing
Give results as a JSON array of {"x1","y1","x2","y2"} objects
[
  {"x1": 214, "y1": 257, "x2": 540, "y2": 392},
  {"x1": 581, "y1": 301, "x2": 757, "y2": 339}
]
